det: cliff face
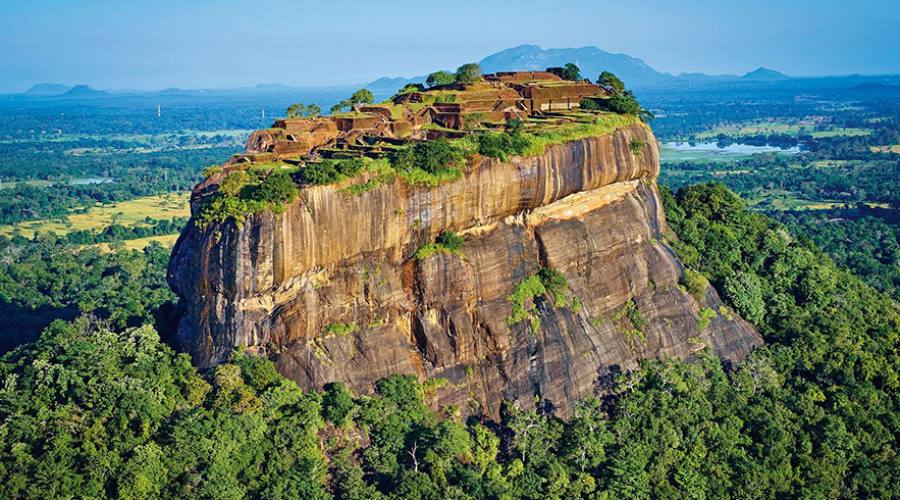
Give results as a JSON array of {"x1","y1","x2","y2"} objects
[{"x1": 168, "y1": 123, "x2": 761, "y2": 417}]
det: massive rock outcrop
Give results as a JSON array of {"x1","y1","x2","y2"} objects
[{"x1": 168, "y1": 122, "x2": 761, "y2": 417}]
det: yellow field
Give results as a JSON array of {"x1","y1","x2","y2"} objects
[
  {"x1": 801, "y1": 202, "x2": 847, "y2": 210},
  {"x1": 810, "y1": 160, "x2": 852, "y2": 168},
  {"x1": 802, "y1": 202, "x2": 891, "y2": 210},
  {"x1": 871, "y1": 145, "x2": 900, "y2": 154},
  {"x1": 810, "y1": 128, "x2": 870, "y2": 138},
  {"x1": 92, "y1": 233, "x2": 182, "y2": 252},
  {"x1": 0, "y1": 192, "x2": 191, "y2": 239}
]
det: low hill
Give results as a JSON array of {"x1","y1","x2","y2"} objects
[
  {"x1": 60, "y1": 84, "x2": 110, "y2": 98},
  {"x1": 742, "y1": 67, "x2": 790, "y2": 80},
  {"x1": 24, "y1": 83, "x2": 71, "y2": 96}
]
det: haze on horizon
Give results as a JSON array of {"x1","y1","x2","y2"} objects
[{"x1": 1, "y1": 0, "x2": 898, "y2": 93}]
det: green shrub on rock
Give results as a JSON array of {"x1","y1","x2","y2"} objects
[
  {"x1": 415, "y1": 231, "x2": 464, "y2": 260},
  {"x1": 390, "y1": 139, "x2": 464, "y2": 175},
  {"x1": 196, "y1": 168, "x2": 299, "y2": 228},
  {"x1": 681, "y1": 268, "x2": 708, "y2": 301}
]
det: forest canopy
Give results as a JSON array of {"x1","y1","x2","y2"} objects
[{"x1": 1, "y1": 183, "x2": 897, "y2": 498}]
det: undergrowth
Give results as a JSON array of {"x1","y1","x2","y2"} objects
[
  {"x1": 415, "y1": 231, "x2": 464, "y2": 260},
  {"x1": 506, "y1": 268, "x2": 581, "y2": 332},
  {"x1": 196, "y1": 166, "x2": 299, "y2": 229}
]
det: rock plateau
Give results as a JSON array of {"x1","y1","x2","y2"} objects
[{"x1": 169, "y1": 118, "x2": 761, "y2": 418}]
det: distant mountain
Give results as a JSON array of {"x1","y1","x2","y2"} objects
[
  {"x1": 366, "y1": 76, "x2": 425, "y2": 94},
  {"x1": 15, "y1": 48, "x2": 898, "y2": 101},
  {"x1": 362, "y1": 45, "x2": 677, "y2": 92},
  {"x1": 25, "y1": 83, "x2": 71, "y2": 96},
  {"x1": 478, "y1": 44, "x2": 675, "y2": 88},
  {"x1": 60, "y1": 84, "x2": 109, "y2": 98},
  {"x1": 363, "y1": 45, "x2": 797, "y2": 91},
  {"x1": 742, "y1": 67, "x2": 790, "y2": 80}
]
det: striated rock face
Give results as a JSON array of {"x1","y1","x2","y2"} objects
[{"x1": 168, "y1": 123, "x2": 761, "y2": 418}]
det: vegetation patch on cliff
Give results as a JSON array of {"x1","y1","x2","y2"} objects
[
  {"x1": 612, "y1": 298, "x2": 647, "y2": 342},
  {"x1": 389, "y1": 139, "x2": 466, "y2": 187},
  {"x1": 323, "y1": 322, "x2": 359, "y2": 337},
  {"x1": 679, "y1": 268, "x2": 708, "y2": 302},
  {"x1": 697, "y1": 306, "x2": 718, "y2": 331},
  {"x1": 195, "y1": 165, "x2": 299, "y2": 228},
  {"x1": 415, "y1": 231, "x2": 464, "y2": 260},
  {"x1": 507, "y1": 268, "x2": 581, "y2": 331},
  {"x1": 329, "y1": 139, "x2": 466, "y2": 191},
  {"x1": 459, "y1": 113, "x2": 640, "y2": 161},
  {"x1": 629, "y1": 137, "x2": 645, "y2": 155},
  {"x1": 340, "y1": 160, "x2": 397, "y2": 195}
]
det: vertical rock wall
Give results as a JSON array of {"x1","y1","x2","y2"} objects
[{"x1": 168, "y1": 123, "x2": 761, "y2": 417}]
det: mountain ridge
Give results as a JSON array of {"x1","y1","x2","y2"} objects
[
  {"x1": 24, "y1": 83, "x2": 71, "y2": 96},
  {"x1": 478, "y1": 44, "x2": 675, "y2": 87},
  {"x1": 11, "y1": 45, "x2": 900, "y2": 99}
]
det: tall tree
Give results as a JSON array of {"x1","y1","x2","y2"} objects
[
  {"x1": 598, "y1": 71, "x2": 625, "y2": 93},
  {"x1": 426, "y1": 71, "x2": 455, "y2": 87},
  {"x1": 455, "y1": 63, "x2": 482, "y2": 85},
  {"x1": 547, "y1": 63, "x2": 582, "y2": 81}
]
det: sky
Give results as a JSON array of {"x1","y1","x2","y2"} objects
[{"x1": 0, "y1": 0, "x2": 898, "y2": 92}]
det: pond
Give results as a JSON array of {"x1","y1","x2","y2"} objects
[
  {"x1": 660, "y1": 141, "x2": 802, "y2": 161},
  {"x1": 70, "y1": 177, "x2": 115, "y2": 185}
]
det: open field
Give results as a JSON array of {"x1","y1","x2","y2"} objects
[
  {"x1": 0, "y1": 179, "x2": 54, "y2": 189},
  {"x1": 745, "y1": 190, "x2": 891, "y2": 211},
  {"x1": 810, "y1": 159, "x2": 855, "y2": 168},
  {"x1": 810, "y1": 128, "x2": 870, "y2": 138},
  {"x1": 92, "y1": 233, "x2": 181, "y2": 251},
  {"x1": 695, "y1": 120, "x2": 870, "y2": 139},
  {"x1": 871, "y1": 145, "x2": 900, "y2": 154},
  {"x1": 0, "y1": 129, "x2": 252, "y2": 157},
  {"x1": 0, "y1": 192, "x2": 190, "y2": 239}
]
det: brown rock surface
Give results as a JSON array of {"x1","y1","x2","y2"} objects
[{"x1": 168, "y1": 122, "x2": 762, "y2": 418}]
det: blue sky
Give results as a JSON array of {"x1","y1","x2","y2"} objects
[{"x1": 1, "y1": 0, "x2": 898, "y2": 92}]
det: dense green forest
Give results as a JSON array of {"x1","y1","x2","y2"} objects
[
  {"x1": 1, "y1": 184, "x2": 897, "y2": 498},
  {"x1": 0, "y1": 236, "x2": 176, "y2": 352},
  {"x1": 771, "y1": 211, "x2": 900, "y2": 301}
]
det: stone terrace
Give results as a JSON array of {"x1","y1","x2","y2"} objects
[{"x1": 235, "y1": 71, "x2": 612, "y2": 163}]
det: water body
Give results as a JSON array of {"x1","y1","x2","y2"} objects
[
  {"x1": 70, "y1": 177, "x2": 115, "y2": 185},
  {"x1": 661, "y1": 141, "x2": 801, "y2": 161}
]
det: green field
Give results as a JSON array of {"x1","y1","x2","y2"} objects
[
  {"x1": 809, "y1": 159, "x2": 855, "y2": 168},
  {"x1": 1, "y1": 129, "x2": 252, "y2": 157},
  {"x1": 695, "y1": 120, "x2": 870, "y2": 139},
  {"x1": 0, "y1": 192, "x2": 191, "y2": 241},
  {"x1": 0, "y1": 179, "x2": 54, "y2": 189},
  {"x1": 744, "y1": 189, "x2": 890, "y2": 211}
]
